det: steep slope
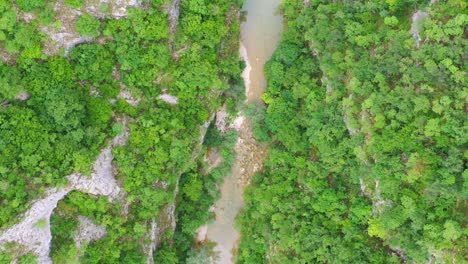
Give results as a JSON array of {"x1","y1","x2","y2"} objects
[
  {"x1": 0, "y1": 0, "x2": 244, "y2": 263},
  {"x1": 238, "y1": 0, "x2": 466, "y2": 263}
]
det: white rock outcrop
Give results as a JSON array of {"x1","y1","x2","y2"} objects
[
  {"x1": 75, "y1": 216, "x2": 107, "y2": 249},
  {"x1": 410, "y1": 10, "x2": 429, "y2": 47},
  {"x1": 0, "y1": 188, "x2": 70, "y2": 264},
  {"x1": 145, "y1": 220, "x2": 159, "y2": 264},
  {"x1": 158, "y1": 94, "x2": 179, "y2": 105},
  {"x1": 68, "y1": 147, "x2": 121, "y2": 201}
]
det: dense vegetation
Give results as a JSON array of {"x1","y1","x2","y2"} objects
[
  {"x1": 1, "y1": 0, "x2": 243, "y2": 262},
  {"x1": 1, "y1": 0, "x2": 466, "y2": 263},
  {"x1": 238, "y1": 0, "x2": 466, "y2": 263}
]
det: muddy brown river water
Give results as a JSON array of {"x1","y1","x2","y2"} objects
[{"x1": 205, "y1": 0, "x2": 283, "y2": 263}]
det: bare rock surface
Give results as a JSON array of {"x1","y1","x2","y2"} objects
[
  {"x1": 158, "y1": 94, "x2": 179, "y2": 105},
  {"x1": 68, "y1": 147, "x2": 121, "y2": 201},
  {"x1": 410, "y1": 10, "x2": 429, "y2": 47},
  {"x1": 75, "y1": 216, "x2": 107, "y2": 249},
  {"x1": 240, "y1": 44, "x2": 251, "y2": 99},
  {"x1": 118, "y1": 87, "x2": 141, "y2": 106},
  {"x1": 41, "y1": 0, "x2": 142, "y2": 55},
  {"x1": 41, "y1": 0, "x2": 86, "y2": 56},
  {"x1": 0, "y1": 188, "x2": 71, "y2": 264},
  {"x1": 204, "y1": 148, "x2": 222, "y2": 175},
  {"x1": 215, "y1": 104, "x2": 229, "y2": 133},
  {"x1": 342, "y1": 93, "x2": 359, "y2": 136},
  {"x1": 168, "y1": 0, "x2": 181, "y2": 36},
  {"x1": 14, "y1": 91, "x2": 31, "y2": 101},
  {"x1": 113, "y1": 116, "x2": 130, "y2": 146},
  {"x1": 196, "y1": 224, "x2": 208, "y2": 242},
  {"x1": 145, "y1": 220, "x2": 160, "y2": 264}
]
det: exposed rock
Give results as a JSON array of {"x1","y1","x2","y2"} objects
[
  {"x1": 145, "y1": 219, "x2": 159, "y2": 264},
  {"x1": 240, "y1": 44, "x2": 251, "y2": 100},
  {"x1": 410, "y1": 10, "x2": 429, "y2": 48},
  {"x1": 342, "y1": 93, "x2": 359, "y2": 136},
  {"x1": 0, "y1": 188, "x2": 71, "y2": 264},
  {"x1": 199, "y1": 118, "x2": 213, "y2": 145},
  {"x1": 204, "y1": 148, "x2": 222, "y2": 175},
  {"x1": 69, "y1": 115, "x2": 129, "y2": 201},
  {"x1": 321, "y1": 76, "x2": 333, "y2": 95},
  {"x1": 372, "y1": 179, "x2": 390, "y2": 215},
  {"x1": 113, "y1": 116, "x2": 130, "y2": 147},
  {"x1": 86, "y1": 0, "x2": 141, "y2": 18},
  {"x1": 14, "y1": 91, "x2": 31, "y2": 101},
  {"x1": 215, "y1": 105, "x2": 228, "y2": 133},
  {"x1": 75, "y1": 216, "x2": 106, "y2": 249},
  {"x1": 388, "y1": 246, "x2": 411, "y2": 263},
  {"x1": 21, "y1": 12, "x2": 36, "y2": 23},
  {"x1": 0, "y1": 50, "x2": 16, "y2": 64},
  {"x1": 158, "y1": 94, "x2": 179, "y2": 105},
  {"x1": 41, "y1": 1, "x2": 84, "y2": 56},
  {"x1": 168, "y1": 0, "x2": 181, "y2": 36},
  {"x1": 41, "y1": 0, "x2": 142, "y2": 56},
  {"x1": 196, "y1": 224, "x2": 208, "y2": 242},
  {"x1": 232, "y1": 115, "x2": 268, "y2": 186},
  {"x1": 153, "y1": 115, "x2": 216, "y2": 254},
  {"x1": 118, "y1": 87, "x2": 141, "y2": 106},
  {"x1": 359, "y1": 178, "x2": 368, "y2": 194},
  {"x1": 229, "y1": 115, "x2": 245, "y2": 131},
  {"x1": 68, "y1": 147, "x2": 121, "y2": 201}
]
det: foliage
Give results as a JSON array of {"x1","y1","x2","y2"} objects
[
  {"x1": 15, "y1": 0, "x2": 47, "y2": 12},
  {"x1": 64, "y1": 0, "x2": 83, "y2": 8},
  {"x1": 75, "y1": 14, "x2": 101, "y2": 37},
  {"x1": 0, "y1": 0, "x2": 245, "y2": 262},
  {"x1": 238, "y1": 0, "x2": 467, "y2": 263}
]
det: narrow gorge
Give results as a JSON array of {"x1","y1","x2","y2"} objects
[{"x1": 204, "y1": 0, "x2": 283, "y2": 263}]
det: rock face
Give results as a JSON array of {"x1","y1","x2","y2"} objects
[
  {"x1": 231, "y1": 114, "x2": 268, "y2": 186},
  {"x1": 410, "y1": 10, "x2": 429, "y2": 47},
  {"x1": 40, "y1": 0, "x2": 142, "y2": 55},
  {"x1": 215, "y1": 104, "x2": 229, "y2": 133},
  {"x1": 204, "y1": 148, "x2": 222, "y2": 175},
  {"x1": 168, "y1": 0, "x2": 181, "y2": 37},
  {"x1": 68, "y1": 147, "x2": 121, "y2": 201},
  {"x1": 240, "y1": 44, "x2": 251, "y2": 99},
  {"x1": 75, "y1": 216, "x2": 107, "y2": 249},
  {"x1": 118, "y1": 88, "x2": 141, "y2": 107},
  {"x1": 158, "y1": 94, "x2": 179, "y2": 105},
  {"x1": 14, "y1": 91, "x2": 31, "y2": 101},
  {"x1": 0, "y1": 188, "x2": 70, "y2": 264},
  {"x1": 196, "y1": 224, "x2": 208, "y2": 242},
  {"x1": 145, "y1": 220, "x2": 160, "y2": 264}
]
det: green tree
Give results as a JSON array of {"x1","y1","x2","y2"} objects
[{"x1": 75, "y1": 14, "x2": 101, "y2": 37}]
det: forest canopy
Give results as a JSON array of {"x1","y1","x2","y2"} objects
[
  {"x1": 238, "y1": 0, "x2": 467, "y2": 263},
  {"x1": 0, "y1": 0, "x2": 466, "y2": 263}
]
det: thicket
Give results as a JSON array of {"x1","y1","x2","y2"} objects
[
  {"x1": 1, "y1": 0, "x2": 244, "y2": 263},
  {"x1": 238, "y1": 0, "x2": 467, "y2": 263}
]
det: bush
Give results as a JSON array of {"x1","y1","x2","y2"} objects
[
  {"x1": 75, "y1": 14, "x2": 101, "y2": 37},
  {"x1": 65, "y1": 0, "x2": 84, "y2": 8},
  {"x1": 15, "y1": 0, "x2": 46, "y2": 11}
]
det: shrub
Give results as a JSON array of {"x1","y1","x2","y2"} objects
[
  {"x1": 65, "y1": 0, "x2": 84, "y2": 8},
  {"x1": 15, "y1": 0, "x2": 46, "y2": 12},
  {"x1": 75, "y1": 14, "x2": 100, "y2": 37}
]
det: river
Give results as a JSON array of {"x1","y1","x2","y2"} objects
[{"x1": 204, "y1": 0, "x2": 283, "y2": 263}]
